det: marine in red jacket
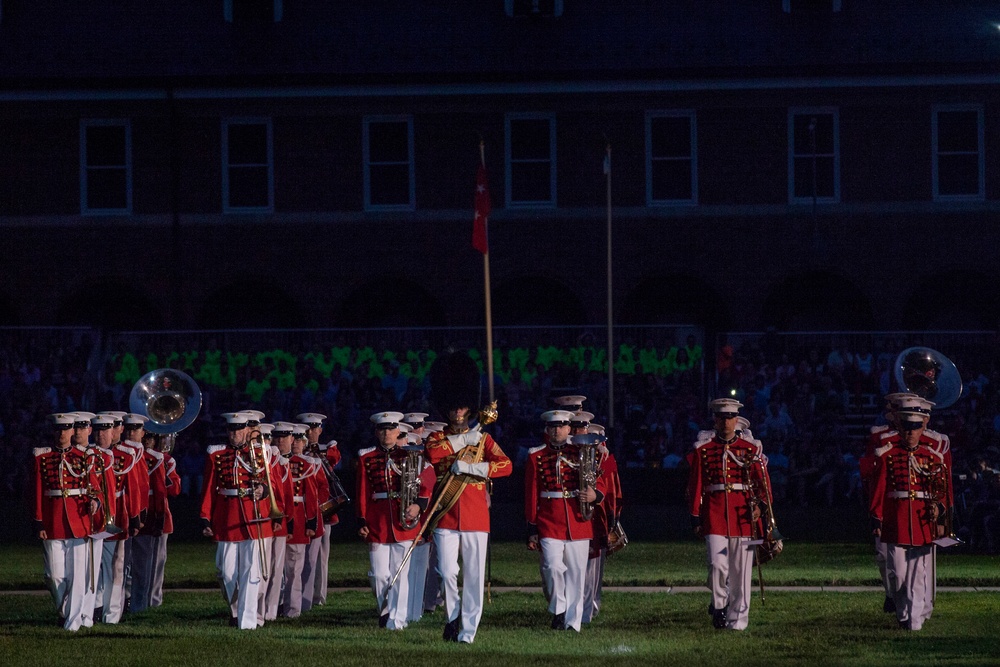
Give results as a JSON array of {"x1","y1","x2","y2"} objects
[
  {"x1": 687, "y1": 399, "x2": 773, "y2": 632},
  {"x1": 525, "y1": 410, "x2": 604, "y2": 632},
  {"x1": 199, "y1": 412, "x2": 275, "y2": 629},
  {"x1": 869, "y1": 401, "x2": 952, "y2": 631},
  {"x1": 280, "y1": 424, "x2": 320, "y2": 618},
  {"x1": 33, "y1": 413, "x2": 105, "y2": 631}
]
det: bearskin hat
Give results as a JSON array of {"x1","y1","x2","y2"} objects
[{"x1": 429, "y1": 351, "x2": 481, "y2": 415}]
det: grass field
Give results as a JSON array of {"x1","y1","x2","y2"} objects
[
  {"x1": 2, "y1": 540, "x2": 999, "y2": 589},
  {"x1": 2, "y1": 541, "x2": 999, "y2": 667}
]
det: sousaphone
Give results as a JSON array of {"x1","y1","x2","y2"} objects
[
  {"x1": 129, "y1": 368, "x2": 202, "y2": 451},
  {"x1": 893, "y1": 347, "x2": 963, "y2": 409}
]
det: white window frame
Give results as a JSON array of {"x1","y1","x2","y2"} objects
[
  {"x1": 80, "y1": 119, "x2": 132, "y2": 216},
  {"x1": 932, "y1": 104, "x2": 985, "y2": 201},
  {"x1": 505, "y1": 112, "x2": 557, "y2": 208},
  {"x1": 645, "y1": 110, "x2": 698, "y2": 206},
  {"x1": 362, "y1": 115, "x2": 416, "y2": 212},
  {"x1": 788, "y1": 107, "x2": 840, "y2": 205},
  {"x1": 222, "y1": 117, "x2": 274, "y2": 213}
]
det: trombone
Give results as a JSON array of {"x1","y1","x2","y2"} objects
[{"x1": 246, "y1": 429, "x2": 283, "y2": 580}]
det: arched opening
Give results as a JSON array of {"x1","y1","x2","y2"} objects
[
  {"x1": 199, "y1": 281, "x2": 304, "y2": 329},
  {"x1": 56, "y1": 280, "x2": 162, "y2": 330},
  {"x1": 492, "y1": 275, "x2": 586, "y2": 325},
  {"x1": 620, "y1": 274, "x2": 730, "y2": 330},
  {"x1": 762, "y1": 271, "x2": 874, "y2": 331},
  {"x1": 337, "y1": 277, "x2": 446, "y2": 328}
]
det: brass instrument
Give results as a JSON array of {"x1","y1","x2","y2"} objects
[
  {"x1": 894, "y1": 347, "x2": 963, "y2": 409},
  {"x1": 741, "y1": 452, "x2": 783, "y2": 604},
  {"x1": 129, "y1": 368, "x2": 202, "y2": 454},
  {"x1": 606, "y1": 520, "x2": 629, "y2": 555},
  {"x1": 927, "y1": 460, "x2": 961, "y2": 547},
  {"x1": 379, "y1": 402, "x2": 498, "y2": 614},
  {"x1": 89, "y1": 448, "x2": 123, "y2": 539},
  {"x1": 245, "y1": 429, "x2": 283, "y2": 581},
  {"x1": 316, "y1": 445, "x2": 351, "y2": 521},
  {"x1": 398, "y1": 445, "x2": 425, "y2": 530},
  {"x1": 570, "y1": 432, "x2": 604, "y2": 521}
]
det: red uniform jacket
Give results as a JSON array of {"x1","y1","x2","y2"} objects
[
  {"x1": 859, "y1": 426, "x2": 893, "y2": 504},
  {"x1": 355, "y1": 445, "x2": 431, "y2": 543},
  {"x1": 139, "y1": 449, "x2": 169, "y2": 537},
  {"x1": 162, "y1": 452, "x2": 182, "y2": 534},
  {"x1": 199, "y1": 443, "x2": 275, "y2": 542},
  {"x1": 88, "y1": 447, "x2": 118, "y2": 537},
  {"x1": 315, "y1": 441, "x2": 343, "y2": 527},
  {"x1": 590, "y1": 452, "x2": 622, "y2": 551},
  {"x1": 869, "y1": 437, "x2": 951, "y2": 547},
  {"x1": 687, "y1": 436, "x2": 771, "y2": 538},
  {"x1": 104, "y1": 445, "x2": 143, "y2": 541},
  {"x1": 268, "y1": 450, "x2": 292, "y2": 539},
  {"x1": 424, "y1": 427, "x2": 511, "y2": 532},
  {"x1": 33, "y1": 445, "x2": 103, "y2": 539},
  {"x1": 122, "y1": 440, "x2": 151, "y2": 518},
  {"x1": 286, "y1": 454, "x2": 320, "y2": 545},
  {"x1": 525, "y1": 441, "x2": 607, "y2": 541}
]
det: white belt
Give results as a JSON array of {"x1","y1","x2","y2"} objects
[
  {"x1": 44, "y1": 488, "x2": 87, "y2": 497},
  {"x1": 888, "y1": 491, "x2": 931, "y2": 499},
  {"x1": 218, "y1": 488, "x2": 254, "y2": 498},
  {"x1": 706, "y1": 484, "x2": 747, "y2": 492},
  {"x1": 293, "y1": 495, "x2": 305, "y2": 502},
  {"x1": 372, "y1": 492, "x2": 400, "y2": 500},
  {"x1": 540, "y1": 490, "x2": 577, "y2": 499},
  {"x1": 115, "y1": 489, "x2": 124, "y2": 498},
  {"x1": 148, "y1": 490, "x2": 154, "y2": 496}
]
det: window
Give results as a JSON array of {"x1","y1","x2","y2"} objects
[
  {"x1": 222, "y1": 119, "x2": 273, "y2": 212},
  {"x1": 363, "y1": 116, "x2": 415, "y2": 211},
  {"x1": 933, "y1": 105, "x2": 984, "y2": 200},
  {"x1": 505, "y1": 0, "x2": 564, "y2": 17},
  {"x1": 646, "y1": 111, "x2": 697, "y2": 205},
  {"x1": 80, "y1": 120, "x2": 131, "y2": 215},
  {"x1": 506, "y1": 113, "x2": 556, "y2": 207},
  {"x1": 788, "y1": 108, "x2": 839, "y2": 204},
  {"x1": 223, "y1": 0, "x2": 282, "y2": 23}
]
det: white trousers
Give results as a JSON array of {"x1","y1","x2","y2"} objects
[
  {"x1": 874, "y1": 536, "x2": 891, "y2": 598},
  {"x1": 150, "y1": 534, "x2": 169, "y2": 607},
  {"x1": 369, "y1": 540, "x2": 413, "y2": 630},
  {"x1": 886, "y1": 543, "x2": 934, "y2": 630},
  {"x1": 130, "y1": 534, "x2": 156, "y2": 613},
  {"x1": 705, "y1": 534, "x2": 755, "y2": 631},
  {"x1": 313, "y1": 529, "x2": 331, "y2": 605},
  {"x1": 301, "y1": 535, "x2": 322, "y2": 612},
  {"x1": 260, "y1": 535, "x2": 287, "y2": 622},
  {"x1": 281, "y1": 543, "x2": 307, "y2": 618},
  {"x1": 406, "y1": 540, "x2": 431, "y2": 623},
  {"x1": 43, "y1": 537, "x2": 93, "y2": 631},
  {"x1": 215, "y1": 539, "x2": 262, "y2": 630},
  {"x1": 540, "y1": 537, "x2": 589, "y2": 632},
  {"x1": 434, "y1": 529, "x2": 488, "y2": 643},
  {"x1": 582, "y1": 548, "x2": 606, "y2": 623},
  {"x1": 97, "y1": 539, "x2": 127, "y2": 622},
  {"x1": 423, "y1": 540, "x2": 443, "y2": 611},
  {"x1": 81, "y1": 537, "x2": 104, "y2": 627}
]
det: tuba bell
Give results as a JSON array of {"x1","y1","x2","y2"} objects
[
  {"x1": 129, "y1": 369, "x2": 202, "y2": 453},
  {"x1": 894, "y1": 347, "x2": 963, "y2": 409},
  {"x1": 570, "y1": 432, "x2": 604, "y2": 522}
]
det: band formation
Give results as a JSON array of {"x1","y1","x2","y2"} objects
[{"x1": 32, "y1": 351, "x2": 957, "y2": 637}]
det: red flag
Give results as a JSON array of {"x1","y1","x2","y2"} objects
[{"x1": 473, "y1": 163, "x2": 491, "y2": 254}]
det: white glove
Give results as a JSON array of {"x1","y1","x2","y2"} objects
[{"x1": 450, "y1": 460, "x2": 490, "y2": 479}]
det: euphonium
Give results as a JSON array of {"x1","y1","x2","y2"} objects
[
  {"x1": 571, "y1": 433, "x2": 604, "y2": 522},
  {"x1": 742, "y1": 454, "x2": 783, "y2": 564},
  {"x1": 398, "y1": 445, "x2": 425, "y2": 530},
  {"x1": 248, "y1": 430, "x2": 283, "y2": 522}
]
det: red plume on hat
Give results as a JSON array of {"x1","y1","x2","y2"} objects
[{"x1": 429, "y1": 352, "x2": 481, "y2": 414}]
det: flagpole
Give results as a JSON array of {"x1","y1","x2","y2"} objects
[
  {"x1": 605, "y1": 143, "x2": 615, "y2": 442},
  {"x1": 481, "y1": 141, "x2": 495, "y2": 404}
]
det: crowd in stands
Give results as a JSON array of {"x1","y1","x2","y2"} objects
[{"x1": 4, "y1": 327, "x2": 1000, "y2": 551}]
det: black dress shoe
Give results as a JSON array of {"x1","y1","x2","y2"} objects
[
  {"x1": 707, "y1": 603, "x2": 715, "y2": 616},
  {"x1": 551, "y1": 612, "x2": 565, "y2": 630},
  {"x1": 229, "y1": 616, "x2": 238, "y2": 627},
  {"x1": 712, "y1": 609, "x2": 727, "y2": 629},
  {"x1": 379, "y1": 613, "x2": 389, "y2": 629},
  {"x1": 93, "y1": 607, "x2": 104, "y2": 623},
  {"x1": 883, "y1": 596, "x2": 897, "y2": 613},
  {"x1": 57, "y1": 616, "x2": 66, "y2": 628},
  {"x1": 442, "y1": 618, "x2": 460, "y2": 641}
]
